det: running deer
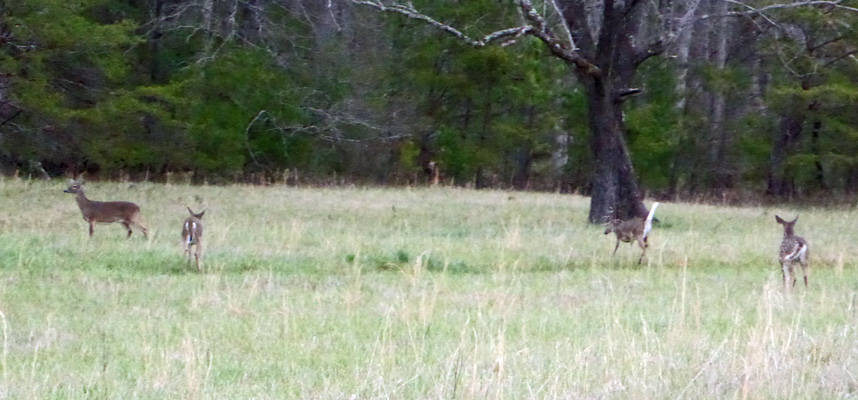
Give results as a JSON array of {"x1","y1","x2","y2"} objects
[
  {"x1": 64, "y1": 181, "x2": 148, "y2": 238},
  {"x1": 604, "y1": 202, "x2": 659, "y2": 264},
  {"x1": 776, "y1": 215, "x2": 809, "y2": 289},
  {"x1": 181, "y1": 208, "x2": 205, "y2": 271}
]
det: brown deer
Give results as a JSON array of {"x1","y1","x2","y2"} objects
[
  {"x1": 776, "y1": 215, "x2": 809, "y2": 289},
  {"x1": 181, "y1": 208, "x2": 205, "y2": 271},
  {"x1": 604, "y1": 202, "x2": 659, "y2": 264},
  {"x1": 64, "y1": 181, "x2": 148, "y2": 238}
]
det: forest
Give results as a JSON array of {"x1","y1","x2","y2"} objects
[{"x1": 1, "y1": 0, "x2": 858, "y2": 207}]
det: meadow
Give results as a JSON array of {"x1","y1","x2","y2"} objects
[{"x1": 1, "y1": 177, "x2": 858, "y2": 399}]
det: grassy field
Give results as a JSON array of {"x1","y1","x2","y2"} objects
[{"x1": 1, "y1": 177, "x2": 858, "y2": 399}]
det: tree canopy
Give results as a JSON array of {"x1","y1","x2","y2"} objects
[{"x1": 1, "y1": 0, "x2": 858, "y2": 205}]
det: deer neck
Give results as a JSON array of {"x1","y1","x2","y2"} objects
[{"x1": 74, "y1": 191, "x2": 92, "y2": 210}]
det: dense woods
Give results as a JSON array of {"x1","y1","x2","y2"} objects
[{"x1": 2, "y1": 0, "x2": 858, "y2": 208}]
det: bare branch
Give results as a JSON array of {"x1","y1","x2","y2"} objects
[
  {"x1": 518, "y1": 0, "x2": 600, "y2": 74},
  {"x1": 725, "y1": 0, "x2": 858, "y2": 15},
  {"x1": 351, "y1": 0, "x2": 601, "y2": 76},
  {"x1": 547, "y1": 0, "x2": 577, "y2": 50},
  {"x1": 637, "y1": 0, "x2": 702, "y2": 65},
  {"x1": 350, "y1": 0, "x2": 531, "y2": 46}
]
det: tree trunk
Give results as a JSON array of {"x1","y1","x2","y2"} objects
[
  {"x1": 585, "y1": 79, "x2": 649, "y2": 223},
  {"x1": 149, "y1": 0, "x2": 165, "y2": 83},
  {"x1": 569, "y1": 0, "x2": 649, "y2": 223},
  {"x1": 810, "y1": 119, "x2": 826, "y2": 190},
  {"x1": 708, "y1": 0, "x2": 731, "y2": 191},
  {"x1": 767, "y1": 114, "x2": 803, "y2": 197},
  {"x1": 512, "y1": 146, "x2": 532, "y2": 190},
  {"x1": 672, "y1": 0, "x2": 702, "y2": 112}
]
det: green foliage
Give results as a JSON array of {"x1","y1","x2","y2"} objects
[
  {"x1": 736, "y1": 114, "x2": 777, "y2": 183},
  {"x1": 0, "y1": 0, "x2": 148, "y2": 170},
  {"x1": 626, "y1": 60, "x2": 682, "y2": 190},
  {"x1": 3, "y1": 0, "x2": 858, "y2": 200},
  {"x1": 163, "y1": 47, "x2": 306, "y2": 174},
  {"x1": 764, "y1": 59, "x2": 858, "y2": 193}
]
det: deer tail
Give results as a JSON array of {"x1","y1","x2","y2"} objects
[
  {"x1": 185, "y1": 221, "x2": 195, "y2": 244},
  {"x1": 642, "y1": 202, "x2": 659, "y2": 242}
]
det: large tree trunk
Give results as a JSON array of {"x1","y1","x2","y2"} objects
[
  {"x1": 563, "y1": 0, "x2": 649, "y2": 223},
  {"x1": 352, "y1": 0, "x2": 657, "y2": 222},
  {"x1": 585, "y1": 78, "x2": 649, "y2": 223}
]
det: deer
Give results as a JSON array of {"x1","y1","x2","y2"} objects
[
  {"x1": 64, "y1": 180, "x2": 148, "y2": 239},
  {"x1": 775, "y1": 215, "x2": 809, "y2": 289},
  {"x1": 604, "y1": 202, "x2": 659, "y2": 264},
  {"x1": 181, "y1": 208, "x2": 205, "y2": 271}
]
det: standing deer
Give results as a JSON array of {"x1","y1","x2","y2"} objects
[
  {"x1": 776, "y1": 215, "x2": 809, "y2": 289},
  {"x1": 181, "y1": 208, "x2": 205, "y2": 271},
  {"x1": 64, "y1": 181, "x2": 148, "y2": 238},
  {"x1": 604, "y1": 202, "x2": 659, "y2": 264}
]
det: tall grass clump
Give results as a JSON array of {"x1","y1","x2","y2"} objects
[{"x1": 0, "y1": 176, "x2": 857, "y2": 398}]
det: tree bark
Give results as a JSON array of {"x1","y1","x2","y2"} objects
[
  {"x1": 557, "y1": 0, "x2": 650, "y2": 223},
  {"x1": 708, "y1": 0, "x2": 731, "y2": 191},
  {"x1": 767, "y1": 114, "x2": 803, "y2": 197},
  {"x1": 584, "y1": 78, "x2": 649, "y2": 222}
]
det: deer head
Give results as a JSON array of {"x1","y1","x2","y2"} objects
[{"x1": 775, "y1": 215, "x2": 798, "y2": 236}]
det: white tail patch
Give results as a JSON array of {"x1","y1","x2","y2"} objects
[
  {"x1": 185, "y1": 221, "x2": 195, "y2": 244},
  {"x1": 642, "y1": 202, "x2": 659, "y2": 242},
  {"x1": 785, "y1": 243, "x2": 808, "y2": 261}
]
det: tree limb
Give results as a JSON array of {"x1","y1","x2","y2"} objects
[
  {"x1": 725, "y1": 0, "x2": 858, "y2": 15},
  {"x1": 350, "y1": 0, "x2": 530, "y2": 46},
  {"x1": 637, "y1": 0, "x2": 702, "y2": 65},
  {"x1": 518, "y1": 0, "x2": 601, "y2": 75},
  {"x1": 350, "y1": 0, "x2": 601, "y2": 76}
]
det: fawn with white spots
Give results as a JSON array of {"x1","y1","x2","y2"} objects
[
  {"x1": 776, "y1": 215, "x2": 809, "y2": 289},
  {"x1": 182, "y1": 208, "x2": 205, "y2": 271}
]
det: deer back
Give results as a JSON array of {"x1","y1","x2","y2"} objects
[
  {"x1": 776, "y1": 215, "x2": 808, "y2": 261},
  {"x1": 70, "y1": 188, "x2": 141, "y2": 223},
  {"x1": 606, "y1": 218, "x2": 645, "y2": 242}
]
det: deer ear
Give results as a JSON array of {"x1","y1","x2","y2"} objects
[
  {"x1": 793, "y1": 216, "x2": 799, "y2": 223},
  {"x1": 775, "y1": 215, "x2": 785, "y2": 223},
  {"x1": 198, "y1": 210, "x2": 205, "y2": 218}
]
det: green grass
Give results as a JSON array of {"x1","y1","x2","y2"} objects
[{"x1": 1, "y1": 177, "x2": 858, "y2": 398}]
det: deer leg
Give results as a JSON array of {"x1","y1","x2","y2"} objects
[
  {"x1": 612, "y1": 239, "x2": 620, "y2": 256},
  {"x1": 781, "y1": 261, "x2": 790, "y2": 289},
  {"x1": 129, "y1": 219, "x2": 148, "y2": 239},
  {"x1": 194, "y1": 243, "x2": 202, "y2": 271},
  {"x1": 88, "y1": 221, "x2": 95, "y2": 237},
  {"x1": 800, "y1": 259, "x2": 809, "y2": 287},
  {"x1": 182, "y1": 240, "x2": 190, "y2": 264},
  {"x1": 789, "y1": 263, "x2": 797, "y2": 287},
  {"x1": 637, "y1": 238, "x2": 647, "y2": 264},
  {"x1": 122, "y1": 222, "x2": 132, "y2": 238},
  {"x1": 137, "y1": 223, "x2": 149, "y2": 239}
]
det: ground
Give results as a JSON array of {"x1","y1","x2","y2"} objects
[{"x1": 0, "y1": 178, "x2": 856, "y2": 398}]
